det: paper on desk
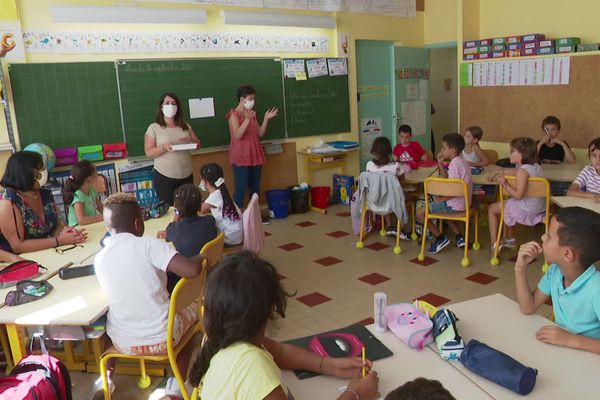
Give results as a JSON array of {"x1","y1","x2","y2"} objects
[{"x1": 189, "y1": 97, "x2": 215, "y2": 119}]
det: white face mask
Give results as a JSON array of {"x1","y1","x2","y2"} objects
[
  {"x1": 243, "y1": 99, "x2": 255, "y2": 110},
  {"x1": 199, "y1": 181, "x2": 207, "y2": 192},
  {"x1": 37, "y1": 169, "x2": 48, "y2": 187},
  {"x1": 162, "y1": 104, "x2": 178, "y2": 118}
]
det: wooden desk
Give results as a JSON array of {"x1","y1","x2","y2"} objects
[
  {"x1": 447, "y1": 294, "x2": 600, "y2": 399},
  {"x1": 282, "y1": 324, "x2": 492, "y2": 400},
  {"x1": 403, "y1": 166, "x2": 438, "y2": 184},
  {"x1": 472, "y1": 164, "x2": 581, "y2": 186},
  {"x1": 551, "y1": 196, "x2": 600, "y2": 214}
]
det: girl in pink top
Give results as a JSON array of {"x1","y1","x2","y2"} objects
[{"x1": 227, "y1": 85, "x2": 278, "y2": 208}]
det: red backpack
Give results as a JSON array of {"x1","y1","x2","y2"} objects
[{"x1": 0, "y1": 334, "x2": 72, "y2": 400}]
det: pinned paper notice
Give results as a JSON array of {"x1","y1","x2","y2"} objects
[
  {"x1": 295, "y1": 71, "x2": 307, "y2": 80},
  {"x1": 189, "y1": 97, "x2": 215, "y2": 119}
]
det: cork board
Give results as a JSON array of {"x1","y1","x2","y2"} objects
[{"x1": 460, "y1": 55, "x2": 600, "y2": 148}]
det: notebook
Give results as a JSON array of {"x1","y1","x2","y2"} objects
[
  {"x1": 171, "y1": 143, "x2": 198, "y2": 151},
  {"x1": 284, "y1": 324, "x2": 393, "y2": 379}
]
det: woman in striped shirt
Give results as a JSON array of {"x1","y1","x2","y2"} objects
[{"x1": 567, "y1": 137, "x2": 600, "y2": 202}]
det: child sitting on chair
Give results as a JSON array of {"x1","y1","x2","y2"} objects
[
  {"x1": 514, "y1": 206, "x2": 600, "y2": 355},
  {"x1": 157, "y1": 183, "x2": 217, "y2": 293},
  {"x1": 487, "y1": 137, "x2": 545, "y2": 251},
  {"x1": 93, "y1": 193, "x2": 206, "y2": 397},
  {"x1": 366, "y1": 136, "x2": 410, "y2": 239},
  {"x1": 393, "y1": 124, "x2": 429, "y2": 164},
  {"x1": 567, "y1": 137, "x2": 600, "y2": 202},
  {"x1": 416, "y1": 133, "x2": 473, "y2": 254},
  {"x1": 461, "y1": 126, "x2": 489, "y2": 167}
]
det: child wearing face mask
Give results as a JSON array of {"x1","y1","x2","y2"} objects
[
  {"x1": 227, "y1": 84, "x2": 279, "y2": 209},
  {"x1": 144, "y1": 92, "x2": 202, "y2": 206}
]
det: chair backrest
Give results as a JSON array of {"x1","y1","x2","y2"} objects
[
  {"x1": 200, "y1": 231, "x2": 225, "y2": 270},
  {"x1": 242, "y1": 193, "x2": 265, "y2": 254},
  {"x1": 500, "y1": 176, "x2": 550, "y2": 198},
  {"x1": 170, "y1": 261, "x2": 209, "y2": 314},
  {"x1": 424, "y1": 177, "x2": 468, "y2": 199},
  {"x1": 482, "y1": 149, "x2": 499, "y2": 165},
  {"x1": 358, "y1": 172, "x2": 403, "y2": 212}
]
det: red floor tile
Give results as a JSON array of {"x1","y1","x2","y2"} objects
[
  {"x1": 314, "y1": 256, "x2": 343, "y2": 267},
  {"x1": 416, "y1": 293, "x2": 450, "y2": 307},
  {"x1": 327, "y1": 230, "x2": 350, "y2": 238},
  {"x1": 264, "y1": 231, "x2": 272, "y2": 237},
  {"x1": 358, "y1": 273, "x2": 390, "y2": 285},
  {"x1": 355, "y1": 317, "x2": 375, "y2": 326},
  {"x1": 409, "y1": 256, "x2": 439, "y2": 266},
  {"x1": 365, "y1": 242, "x2": 390, "y2": 251},
  {"x1": 279, "y1": 242, "x2": 304, "y2": 251},
  {"x1": 336, "y1": 211, "x2": 351, "y2": 217},
  {"x1": 465, "y1": 272, "x2": 498, "y2": 285},
  {"x1": 296, "y1": 221, "x2": 316, "y2": 228},
  {"x1": 296, "y1": 292, "x2": 332, "y2": 307}
]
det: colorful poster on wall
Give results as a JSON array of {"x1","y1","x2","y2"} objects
[
  {"x1": 0, "y1": 20, "x2": 25, "y2": 61},
  {"x1": 337, "y1": 32, "x2": 349, "y2": 57},
  {"x1": 360, "y1": 118, "x2": 382, "y2": 161},
  {"x1": 283, "y1": 59, "x2": 305, "y2": 78},
  {"x1": 327, "y1": 58, "x2": 347, "y2": 76},
  {"x1": 306, "y1": 58, "x2": 328, "y2": 78}
]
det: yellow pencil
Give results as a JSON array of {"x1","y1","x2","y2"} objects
[{"x1": 361, "y1": 346, "x2": 366, "y2": 378}]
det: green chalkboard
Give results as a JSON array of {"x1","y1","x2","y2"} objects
[
  {"x1": 117, "y1": 59, "x2": 286, "y2": 157},
  {"x1": 284, "y1": 59, "x2": 351, "y2": 137},
  {"x1": 9, "y1": 62, "x2": 123, "y2": 149}
]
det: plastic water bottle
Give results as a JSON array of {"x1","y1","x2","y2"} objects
[{"x1": 374, "y1": 292, "x2": 387, "y2": 333}]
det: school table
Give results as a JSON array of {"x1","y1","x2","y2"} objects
[
  {"x1": 471, "y1": 164, "x2": 581, "y2": 186},
  {"x1": 550, "y1": 195, "x2": 600, "y2": 214},
  {"x1": 281, "y1": 324, "x2": 493, "y2": 400},
  {"x1": 447, "y1": 293, "x2": 600, "y2": 400},
  {"x1": 403, "y1": 166, "x2": 439, "y2": 184}
]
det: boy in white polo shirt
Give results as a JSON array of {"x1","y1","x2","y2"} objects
[
  {"x1": 94, "y1": 193, "x2": 206, "y2": 396},
  {"x1": 515, "y1": 206, "x2": 600, "y2": 354}
]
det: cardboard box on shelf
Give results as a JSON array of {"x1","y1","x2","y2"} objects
[
  {"x1": 507, "y1": 36, "x2": 522, "y2": 44},
  {"x1": 477, "y1": 45, "x2": 490, "y2": 53},
  {"x1": 556, "y1": 45, "x2": 577, "y2": 53},
  {"x1": 492, "y1": 44, "x2": 506, "y2": 51},
  {"x1": 523, "y1": 33, "x2": 545, "y2": 42},
  {"x1": 537, "y1": 47, "x2": 556, "y2": 55},
  {"x1": 463, "y1": 54, "x2": 477, "y2": 60},
  {"x1": 523, "y1": 42, "x2": 539, "y2": 49},
  {"x1": 507, "y1": 43, "x2": 523, "y2": 50},
  {"x1": 508, "y1": 49, "x2": 523, "y2": 57},
  {"x1": 478, "y1": 53, "x2": 492, "y2": 59},
  {"x1": 492, "y1": 51, "x2": 506, "y2": 58},
  {"x1": 464, "y1": 47, "x2": 478, "y2": 55},
  {"x1": 523, "y1": 48, "x2": 536, "y2": 56},
  {"x1": 539, "y1": 40, "x2": 554, "y2": 48},
  {"x1": 556, "y1": 37, "x2": 581, "y2": 46},
  {"x1": 479, "y1": 39, "x2": 492, "y2": 46},
  {"x1": 577, "y1": 43, "x2": 600, "y2": 52},
  {"x1": 492, "y1": 37, "x2": 506, "y2": 45},
  {"x1": 464, "y1": 40, "x2": 478, "y2": 48}
]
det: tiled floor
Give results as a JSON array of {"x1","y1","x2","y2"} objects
[{"x1": 71, "y1": 204, "x2": 551, "y2": 399}]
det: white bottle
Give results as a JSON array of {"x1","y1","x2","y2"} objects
[{"x1": 374, "y1": 292, "x2": 387, "y2": 333}]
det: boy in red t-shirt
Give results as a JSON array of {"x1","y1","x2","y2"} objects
[{"x1": 393, "y1": 125, "x2": 429, "y2": 163}]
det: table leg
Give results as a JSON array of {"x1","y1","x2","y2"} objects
[
  {"x1": 6, "y1": 324, "x2": 26, "y2": 363},
  {"x1": 0, "y1": 325, "x2": 14, "y2": 373}
]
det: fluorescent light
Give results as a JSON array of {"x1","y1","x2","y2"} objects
[
  {"x1": 49, "y1": 5, "x2": 208, "y2": 24},
  {"x1": 221, "y1": 10, "x2": 335, "y2": 29}
]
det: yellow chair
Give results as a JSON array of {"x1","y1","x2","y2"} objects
[
  {"x1": 490, "y1": 177, "x2": 550, "y2": 270},
  {"x1": 417, "y1": 177, "x2": 480, "y2": 267},
  {"x1": 99, "y1": 233, "x2": 224, "y2": 400}
]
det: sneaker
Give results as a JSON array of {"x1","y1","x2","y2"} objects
[
  {"x1": 428, "y1": 234, "x2": 450, "y2": 254},
  {"x1": 261, "y1": 216, "x2": 271, "y2": 225},
  {"x1": 456, "y1": 234, "x2": 465, "y2": 248},
  {"x1": 386, "y1": 226, "x2": 397, "y2": 237},
  {"x1": 399, "y1": 230, "x2": 410, "y2": 241},
  {"x1": 164, "y1": 377, "x2": 194, "y2": 399},
  {"x1": 90, "y1": 376, "x2": 114, "y2": 400},
  {"x1": 501, "y1": 237, "x2": 517, "y2": 248}
]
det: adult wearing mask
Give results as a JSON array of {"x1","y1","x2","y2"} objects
[
  {"x1": 0, "y1": 151, "x2": 87, "y2": 255},
  {"x1": 227, "y1": 85, "x2": 278, "y2": 208},
  {"x1": 144, "y1": 93, "x2": 201, "y2": 205}
]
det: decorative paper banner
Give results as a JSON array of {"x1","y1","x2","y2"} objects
[
  {"x1": 23, "y1": 31, "x2": 328, "y2": 54},
  {"x1": 396, "y1": 68, "x2": 430, "y2": 80},
  {"x1": 0, "y1": 20, "x2": 25, "y2": 61}
]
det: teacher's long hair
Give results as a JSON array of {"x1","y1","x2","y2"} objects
[
  {"x1": 155, "y1": 92, "x2": 189, "y2": 130},
  {"x1": 189, "y1": 251, "x2": 291, "y2": 386}
]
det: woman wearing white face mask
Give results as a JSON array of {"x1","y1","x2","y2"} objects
[
  {"x1": 227, "y1": 84, "x2": 278, "y2": 209},
  {"x1": 144, "y1": 93, "x2": 202, "y2": 205},
  {"x1": 0, "y1": 151, "x2": 87, "y2": 255}
]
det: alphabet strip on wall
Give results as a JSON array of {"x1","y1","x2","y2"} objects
[{"x1": 22, "y1": 31, "x2": 329, "y2": 54}]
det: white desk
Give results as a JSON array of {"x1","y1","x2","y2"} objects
[
  {"x1": 404, "y1": 166, "x2": 439, "y2": 184},
  {"x1": 447, "y1": 294, "x2": 600, "y2": 400},
  {"x1": 472, "y1": 164, "x2": 581, "y2": 186},
  {"x1": 551, "y1": 196, "x2": 600, "y2": 214},
  {"x1": 282, "y1": 325, "x2": 492, "y2": 400}
]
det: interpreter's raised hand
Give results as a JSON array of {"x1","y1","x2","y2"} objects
[
  {"x1": 515, "y1": 241, "x2": 543, "y2": 271},
  {"x1": 264, "y1": 107, "x2": 279, "y2": 120},
  {"x1": 346, "y1": 370, "x2": 379, "y2": 400},
  {"x1": 322, "y1": 356, "x2": 373, "y2": 379},
  {"x1": 243, "y1": 109, "x2": 256, "y2": 121}
]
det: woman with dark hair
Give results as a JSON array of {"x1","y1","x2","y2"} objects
[
  {"x1": 190, "y1": 251, "x2": 379, "y2": 400},
  {"x1": 227, "y1": 84, "x2": 278, "y2": 208},
  {"x1": 0, "y1": 151, "x2": 87, "y2": 254},
  {"x1": 144, "y1": 93, "x2": 202, "y2": 205}
]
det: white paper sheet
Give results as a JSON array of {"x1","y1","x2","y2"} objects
[
  {"x1": 400, "y1": 101, "x2": 426, "y2": 137},
  {"x1": 308, "y1": 0, "x2": 346, "y2": 12},
  {"x1": 406, "y1": 83, "x2": 418, "y2": 99},
  {"x1": 327, "y1": 58, "x2": 348, "y2": 76},
  {"x1": 188, "y1": 97, "x2": 215, "y2": 119},
  {"x1": 284, "y1": 59, "x2": 305, "y2": 78},
  {"x1": 264, "y1": 0, "x2": 308, "y2": 9},
  {"x1": 360, "y1": 118, "x2": 383, "y2": 161},
  {"x1": 306, "y1": 58, "x2": 328, "y2": 78},
  {"x1": 419, "y1": 79, "x2": 428, "y2": 100}
]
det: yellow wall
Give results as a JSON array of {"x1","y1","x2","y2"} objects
[
  {"x1": 479, "y1": 0, "x2": 600, "y2": 43},
  {"x1": 424, "y1": 0, "x2": 457, "y2": 45},
  {"x1": 461, "y1": 0, "x2": 479, "y2": 41},
  {"x1": 4, "y1": 0, "x2": 426, "y2": 184}
]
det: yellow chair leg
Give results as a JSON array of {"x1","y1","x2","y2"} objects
[
  {"x1": 410, "y1": 203, "x2": 418, "y2": 241},
  {"x1": 356, "y1": 205, "x2": 367, "y2": 249},
  {"x1": 418, "y1": 217, "x2": 428, "y2": 261},
  {"x1": 379, "y1": 215, "x2": 386, "y2": 237},
  {"x1": 137, "y1": 359, "x2": 151, "y2": 389},
  {"x1": 472, "y1": 209, "x2": 481, "y2": 250},
  {"x1": 393, "y1": 219, "x2": 401, "y2": 254},
  {"x1": 100, "y1": 356, "x2": 112, "y2": 400},
  {"x1": 491, "y1": 210, "x2": 504, "y2": 266},
  {"x1": 0, "y1": 325, "x2": 14, "y2": 373},
  {"x1": 461, "y1": 216, "x2": 470, "y2": 267}
]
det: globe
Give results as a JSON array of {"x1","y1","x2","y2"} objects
[{"x1": 23, "y1": 143, "x2": 56, "y2": 171}]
